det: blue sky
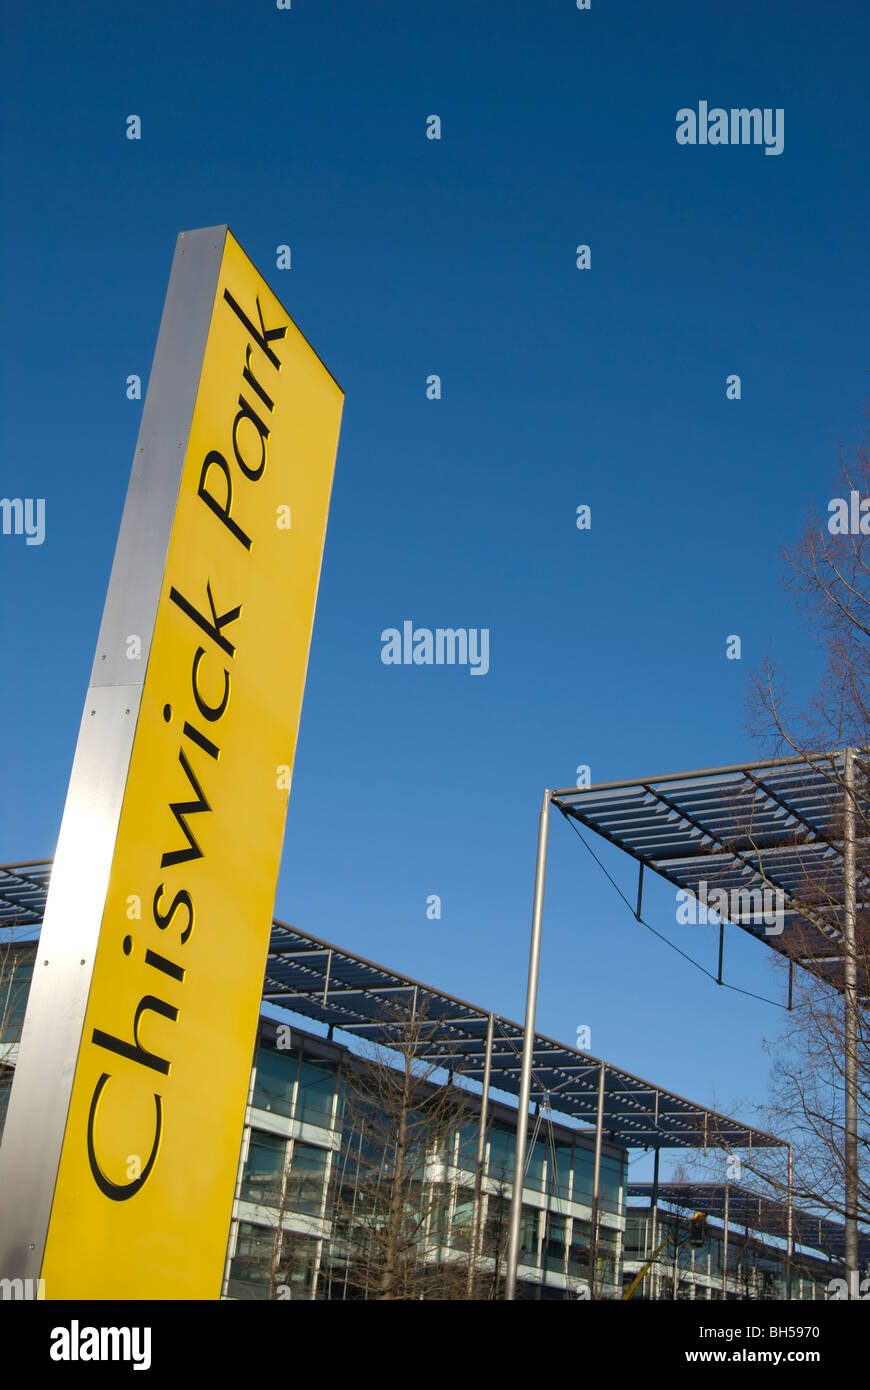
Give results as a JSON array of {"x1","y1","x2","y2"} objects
[{"x1": 2, "y1": 0, "x2": 868, "y2": 1179}]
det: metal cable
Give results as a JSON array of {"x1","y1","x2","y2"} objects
[{"x1": 561, "y1": 812, "x2": 795, "y2": 1012}]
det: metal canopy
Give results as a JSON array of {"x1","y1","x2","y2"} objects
[
  {"x1": 628, "y1": 1182, "x2": 870, "y2": 1267},
  {"x1": 0, "y1": 860, "x2": 780, "y2": 1153},
  {"x1": 553, "y1": 752, "x2": 870, "y2": 999},
  {"x1": 261, "y1": 921, "x2": 781, "y2": 1150},
  {"x1": 0, "y1": 861, "x2": 52, "y2": 930}
]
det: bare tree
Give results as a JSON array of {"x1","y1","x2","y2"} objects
[
  {"x1": 329, "y1": 998, "x2": 475, "y2": 1300},
  {"x1": 265, "y1": 1148, "x2": 319, "y2": 1301},
  {"x1": 466, "y1": 1171, "x2": 512, "y2": 1300},
  {"x1": 748, "y1": 420, "x2": 870, "y2": 758},
  {"x1": 761, "y1": 944, "x2": 870, "y2": 1235},
  {"x1": 746, "y1": 415, "x2": 870, "y2": 1268}
]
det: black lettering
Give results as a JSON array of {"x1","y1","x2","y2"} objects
[
  {"x1": 191, "y1": 647, "x2": 230, "y2": 722},
  {"x1": 182, "y1": 720, "x2": 219, "y2": 760},
  {"x1": 92, "y1": 995, "x2": 179, "y2": 1076},
  {"x1": 243, "y1": 344, "x2": 274, "y2": 412},
  {"x1": 152, "y1": 884, "x2": 194, "y2": 945},
  {"x1": 232, "y1": 394, "x2": 269, "y2": 481},
  {"x1": 169, "y1": 581, "x2": 241, "y2": 659},
  {"x1": 197, "y1": 450, "x2": 252, "y2": 550},
  {"x1": 161, "y1": 749, "x2": 211, "y2": 868},
  {"x1": 145, "y1": 948, "x2": 186, "y2": 983},
  {"x1": 87, "y1": 1073, "x2": 162, "y2": 1201},
  {"x1": 222, "y1": 289, "x2": 286, "y2": 369}
]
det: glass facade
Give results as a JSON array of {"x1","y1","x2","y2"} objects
[
  {"x1": 0, "y1": 946, "x2": 36, "y2": 1141},
  {"x1": 223, "y1": 1022, "x2": 629, "y2": 1300},
  {"x1": 1, "y1": 945, "x2": 840, "y2": 1304},
  {"x1": 0, "y1": 954, "x2": 33, "y2": 1044},
  {"x1": 622, "y1": 1207, "x2": 831, "y2": 1301}
]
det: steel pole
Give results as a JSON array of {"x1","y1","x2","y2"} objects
[
  {"x1": 467, "y1": 1011, "x2": 494, "y2": 1297},
  {"x1": 843, "y1": 747, "x2": 859, "y2": 1296},
  {"x1": 786, "y1": 1144, "x2": 794, "y2": 1301},
  {"x1": 505, "y1": 790, "x2": 552, "y2": 1300},
  {"x1": 717, "y1": 1184, "x2": 722, "y2": 1301},
  {"x1": 650, "y1": 1148, "x2": 660, "y2": 1300},
  {"x1": 589, "y1": 1062, "x2": 606, "y2": 1299}
]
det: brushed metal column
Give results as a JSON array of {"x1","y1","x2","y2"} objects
[{"x1": 0, "y1": 227, "x2": 228, "y2": 1284}]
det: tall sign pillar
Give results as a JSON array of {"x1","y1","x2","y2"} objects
[{"x1": 0, "y1": 226, "x2": 343, "y2": 1298}]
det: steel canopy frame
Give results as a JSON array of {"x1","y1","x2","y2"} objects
[
  {"x1": 506, "y1": 750, "x2": 867, "y2": 1299},
  {"x1": 0, "y1": 861, "x2": 52, "y2": 930},
  {"x1": 2, "y1": 858, "x2": 785, "y2": 1302},
  {"x1": 627, "y1": 1183, "x2": 870, "y2": 1270},
  {"x1": 552, "y1": 750, "x2": 870, "y2": 998},
  {"x1": 263, "y1": 931, "x2": 781, "y2": 1148},
  {"x1": 0, "y1": 860, "x2": 781, "y2": 1152}
]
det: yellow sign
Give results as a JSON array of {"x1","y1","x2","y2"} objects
[{"x1": 40, "y1": 230, "x2": 343, "y2": 1297}]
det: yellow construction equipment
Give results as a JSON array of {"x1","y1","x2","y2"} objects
[{"x1": 622, "y1": 1212, "x2": 707, "y2": 1300}]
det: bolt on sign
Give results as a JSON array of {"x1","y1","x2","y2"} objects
[{"x1": 0, "y1": 227, "x2": 343, "y2": 1298}]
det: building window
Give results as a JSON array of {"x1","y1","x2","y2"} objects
[
  {"x1": 543, "y1": 1213, "x2": 567, "y2": 1272},
  {"x1": 549, "y1": 1143, "x2": 572, "y2": 1202},
  {"x1": 272, "y1": 1227, "x2": 319, "y2": 1298},
  {"x1": 0, "y1": 954, "x2": 34, "y2": 1044},
  {"x1": 285, "y1": 1142, "x2": 329, "y2": 1215},
  {"x1": 457, "y1": 1122, "x2": 480, "y2": 1174},
  {"x1": 599, "y1": 1153, "x2": 625, "y2": 1214},
  {"x1": 228, "y1": 1221, "x2": 318, "y2": 1300},
  {"x1": 0, "y1": 1063, "x2": 13, "y2": 1142},
  {"x1": 572, "y1": 1149, "x2": 594, "y2": 1207},
  {"x1": 241, "y1": 1129, "x2": 287, "y2": 1207},
  {"x1": 595, "y1": 1224, "x2": 621, "y2": 1292},
  {"x1": 518, "y1": 1205, "x2": 540, "y2": 1268},
  {"x1": 568, "y1": 1217, "x2": 591, "y2": 1275},
  {"x1": 448, "y1": 1190, "x2": 475, "y2": 1251},
  {"x1": 253, "y1": 1039, "x2": 297, "y2": 1117},
  {"x1": 525, "y1": 1139, "x2": 547, "y2": 1193},
  {"x1": 482, "y1": 1191, "x2": 511, "y2": 1270},
  {"x1": 228, "y1": 1221, "x2": 276, "y2": 1297},
  {"x1": 487, "y1": 1124, "x2": 515, "y2": 1183},
  {"x1": 295, "y1": 1058, "x2": 336, "y2": 1128}
]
